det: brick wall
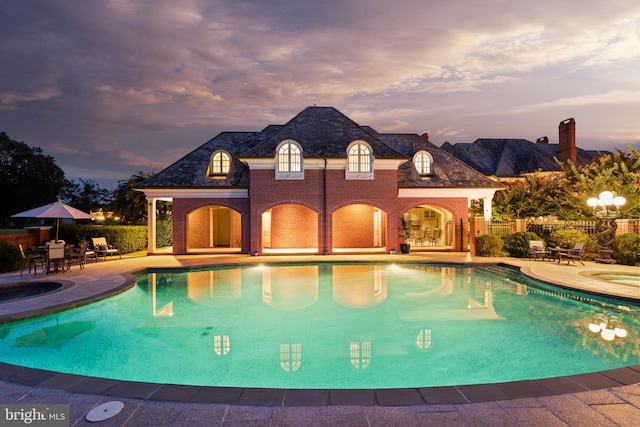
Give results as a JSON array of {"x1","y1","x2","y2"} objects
[{"x1": 270, "y1": 204, "x2": 318, "y2": 249}]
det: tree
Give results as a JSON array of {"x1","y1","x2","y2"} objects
[
  {"x1": 558, "y1": 146, "x2": 640, "y2": 219},
  {"x1": 110, "y1": 171, "x2": 155, "y2": 224},
  {"x1": 492, "y1": 172, "x2": 567, "y2": 220},
  {"x1": 60, "y1": 178, "x2": 112, "y2": 213},
  {"x1": 0, "y1": 132, "x2": 66, "y2": 225}
]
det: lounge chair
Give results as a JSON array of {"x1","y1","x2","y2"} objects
[
  {"x1": 19, "y1": 244, "x2": 43, "y2": 275},
  {"x1": 91, "y1": 237, "x2": 121, "y2": 261},
  {"x1": 559, "y1": 243, "x2": 586, "y2": 265},
  {"x1": 528, "y1": 240, "x2": 551, "y2": 261}
]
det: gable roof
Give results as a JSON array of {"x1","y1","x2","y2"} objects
[
  {"x1": 441, "y1": 138, "x2": 607, "y2": 177},
  {"x1": 137, "y1": 107, "x2": 500, "y2": 189}
]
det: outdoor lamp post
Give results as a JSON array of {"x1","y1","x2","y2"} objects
[{"x1": 587, "y1": 191, "x2": 626, "y2": 264}]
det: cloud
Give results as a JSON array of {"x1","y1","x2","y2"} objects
[{"x1": 0, "y1": 0, "x2": 639, "y2": 188}]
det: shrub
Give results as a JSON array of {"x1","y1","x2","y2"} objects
[
  {"x1": 59, "y1": 224, "x2": 148, "y2": 254},
  {"x1": 502, "y1": 231, "x2": 541, "y2": 258},
  {"x1": 0, "y1": 240, "x2": 22, "y2": 273},
  {"x1": 548, "y1": 228, "x2": 588, "y2": 249},
  {"x1": 613, "y1": 233, "x2": 640, "y2": 266},
  {"x1": 156, "y1": 220, "x2": 173, "y2": 248},
  {"x1": 475, "y1": 234, "x2": 505, "y2": 257}
]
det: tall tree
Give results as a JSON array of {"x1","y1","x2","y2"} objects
[
  {"x1": 110, "y1": 171, "x2": 155, "y2": 224},
  {"x1": 0, "y1": 132, "x2": 66, "y2": 225},
  {"x1": 60, "y1": 178, "x2": 112, "y2": 213}
]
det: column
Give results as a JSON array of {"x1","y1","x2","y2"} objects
[{"x1": 147, "y1": 198, "x2": 157, "y2": 254}]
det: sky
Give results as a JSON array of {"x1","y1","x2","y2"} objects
[{"x1": 1, "y1": 0, "x2": 639, "y2": 190}]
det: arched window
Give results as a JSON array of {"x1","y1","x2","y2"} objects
[
  {"x1": 413, "y1": 151, "x2": 433, "y2": 176},
  {"x1": 275, "y1": 140, "x2": 303, "y2": 179},
  {"x1": 209, "y1": 150, "x2": 231, "y2": 176},
  {"x1": 346, "y1": 141, "x2": 373, "y2": 179}
]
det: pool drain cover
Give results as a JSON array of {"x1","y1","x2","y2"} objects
[{"x1": 86, "y1": 401, "x2": 124, "y2": 422}]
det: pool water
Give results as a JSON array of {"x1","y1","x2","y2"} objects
[
  {"x1": 593, "y1": 273, "x2": 640, "y2": 286},
  {"x1": 0, "y1": 263, "x2": 638, "y2": 389}
]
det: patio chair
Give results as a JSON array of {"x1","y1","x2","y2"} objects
[
  {"x1": 429, "y1": 229, "x2": 441, "y2": 246},
  {"x1": 68, "y1": 240, "x2": 91, "y2": 270},
  {"x1": 559, "y1": 243, "x2": 586, "y2": 265},
  {"x1": 45, "y1": 242, "x2": 66, "y2": 275},
  {"x1": 91, "y1": 237, "x2": 121, "y2": 261},
  {"x1": 528, "y1": 240, "x2": 551, "y2": 261},
  {"x1": 19, "y1": 244, "x2": 43, "y2": 275},
  {"x1": 414, "y1": 229, "x2": 427, "y2": 246}
]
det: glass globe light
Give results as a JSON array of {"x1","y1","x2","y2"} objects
[
  {"x1": 613, "y1": 196, "x2": 626, "y2": 206},
  {"x1": 614, "y1": 327, "x2": 628, "y2": 338},
  {"x1": 599, "y1": 191, "x2": 614, "y2": 203},
  {"x1": 587, "y1": 198, "x2": 599, "y2": 207},
  {"x1": 588, "y1": 323, "x2": 601, "y2": 333},
  {"x1": 601, "y1": 328, "x2": 616, "y2": 341}
]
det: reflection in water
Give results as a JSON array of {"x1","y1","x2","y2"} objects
[
  {"x1": 280, "y1": 343, "x2": 302, "y2": 372},
  {"x1": 1, "y1": 263, "x2": 639, "y2": 389},
  {"x1": 350, "y1": 341, "x2": 371, "y2": 369},
  {"x1": 213, "y1": 335, "x2": 230, "y2": 356}
]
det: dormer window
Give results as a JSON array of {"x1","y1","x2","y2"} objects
[
  {"x1": 413, "y1": 151, "x2": 433, "y2": 176},
  {"x1": 346, "y1": 141, "x2": 373, "y2": 179},
  {"x1": 208, "y1": 150, "x2": 231, "y2": 178},
  {"x1": 275, "y1": 140, "x2": 304, "y2": 179}
]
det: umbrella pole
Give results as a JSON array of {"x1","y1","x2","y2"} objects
[{"x1": 56, "y1": 218, "x2": 60, "y2": 241}]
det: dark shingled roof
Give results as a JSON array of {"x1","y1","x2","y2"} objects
[
  {"x1": 441, "y1": 138, "x2": 607, "y2": 177},
  {"x1": 366, "y1": 131, "x2": 500, "y2": 188},
  {"x1": 137, "y1": 107, "x2": 500, "y2": 189},
  {"x1": 241, "y1": 106, "x2": 405, "y2": 158}
]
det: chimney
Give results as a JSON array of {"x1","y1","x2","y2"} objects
[
  {"x1": 421, "y1": 132, "x2": 429, "y2": 140},
  {"x1": 536, "y1": 136, "x2": 549, "y2": 144},
  {"x1": 558, "y1": 118, "x2": 576, "y2": 164}
]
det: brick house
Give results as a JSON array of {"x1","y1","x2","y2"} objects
[{"x1": 136, "y1": 107, "x2": 502, "y2": 255}]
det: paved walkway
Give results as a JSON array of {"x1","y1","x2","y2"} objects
[{"x1": 0, "y1": 253, "x2": 639, "y2": 426}]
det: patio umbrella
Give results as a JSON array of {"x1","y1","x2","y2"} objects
[{"x1": 11, "y1": 201, "x2": 92, "y2": 241}]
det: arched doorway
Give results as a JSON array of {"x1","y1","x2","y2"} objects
[
  {"x1": 332, "y1": 204, "x2": 387, "y2": 252},
  {"x1": 403, "y1": 206, "x2": 453, "y2": 249},
  {"x1": 262, "y1": 204, "x2": 318, "y2": 253},
  {"x1": 186, "y1": 206, "x2": 242, "y2": 253}
]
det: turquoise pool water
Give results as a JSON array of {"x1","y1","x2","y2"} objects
[{"x1": 0, "y1": 263, "x2": 638, "y2": 389}]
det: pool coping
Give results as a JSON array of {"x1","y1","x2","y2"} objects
[{"x1": 0, "y1": 254, "x2": 639, "y2": 407}]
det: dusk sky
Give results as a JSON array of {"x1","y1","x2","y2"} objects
[{"x1": 1, "y1": 1, "x2": 639, "y2": 189}]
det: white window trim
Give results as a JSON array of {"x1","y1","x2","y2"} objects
[
  {"x1": 275, "y1": 139, "x2": 304, "y2": 180},
  {"x1": 345, "y1": 141, "x2": 374, "y2": 180},
  {"x1": 413, "y1": 151, "x2": 433, "y2": 176}
]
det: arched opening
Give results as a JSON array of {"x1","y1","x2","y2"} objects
[
  {"x1": 332, "y1": 204, "x2": 387, "y2": 252},
  {"x1": 186, "y1": 206, "x2": 242, "y2": 253},
  {"x1": 403, "y1": 206, "x2": 453, "y2": 249},
  {"x1": 261, "y1": 204, "x2": 318, "y2": 254}
]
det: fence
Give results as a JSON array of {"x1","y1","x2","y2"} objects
[{"x1": 484, "y1": 218, "x2": 639, "y2": 239}]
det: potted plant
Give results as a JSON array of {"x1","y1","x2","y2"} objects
[{"x1": 400, "y1": 217, "x2": 411, "y2": 254}]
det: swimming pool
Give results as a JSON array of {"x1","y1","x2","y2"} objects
[
  {"x1": 0, "y1": 263, "x2": 638, "y2": 389},
  {"x1": 592, "y1": 273, "x2": 640, "y2": 286}
]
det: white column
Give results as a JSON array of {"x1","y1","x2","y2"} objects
[
  {"x1": 147, "y1": 198, "x2": 157, "y2": 254},
  {"x1": 483, "y1": 197, "x2": 492, "y2": 220}
]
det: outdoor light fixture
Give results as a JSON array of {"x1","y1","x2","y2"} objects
[
  {"x1": 587, "y1": 314, "x2": 627, "y2": 341},
  {"x1": 587, "y1": 190, "x2": 626, "y2": 264},
  {"x1": 586, "y1": 191, "x2": 626, "y2": 216}
]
